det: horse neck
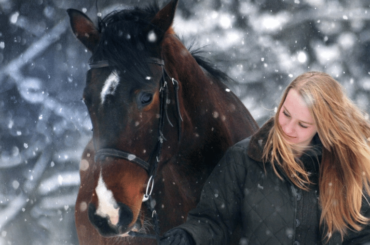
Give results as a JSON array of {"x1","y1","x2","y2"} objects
[
  {"x1": 162, "y1": 36, "x2": 230, "y2": 125},
  {"x1": 154, "y1": 37, "x2": 256, "y2": 216},
  {"x1": 161, "y1": 35, "x2": 251, "y2": 158}
]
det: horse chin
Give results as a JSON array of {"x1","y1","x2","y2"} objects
[
  {"x1": 90, "y1": 217, "x2": 141, "y2": 238},
  {"x1": 119, "y1": 218, "x2": 143, "y2": 237}
]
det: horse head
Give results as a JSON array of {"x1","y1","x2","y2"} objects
[
  {"x1": 68, "y1": 0, "x2": 179, "y2": 237},
  {"x1": 69, "y1": 0, "x2": 258, "y2": 243}
]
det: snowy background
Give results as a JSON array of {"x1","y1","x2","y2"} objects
[{"x1": 1, "y1": 0, "x2": 370, "y2": 244}]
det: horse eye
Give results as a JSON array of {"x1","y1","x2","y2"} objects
[{"x1": 139, "y1": 92, "x2": 153, "y2": 106}]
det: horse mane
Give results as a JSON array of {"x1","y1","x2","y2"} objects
[{"x1": 190, "y1": 48, "x2": 232, "y2": 83}]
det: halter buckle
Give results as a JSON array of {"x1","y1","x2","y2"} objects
[
  {"x1": 171, "y1": 77, "x2": 178, "y2": 85},
  {"x1": 142, "y1": 175, "x2": 155, "y2": 202},
  {"x1": 159, "y1": 81, "x2": 167, "y2": 92}
]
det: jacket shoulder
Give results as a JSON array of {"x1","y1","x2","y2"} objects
[
  {"x1": 232, "y1": 136, "x2": 252, "y2": 151},
  {"x1": 222, "y1": 136, "x2": 258, "y2": 169}
]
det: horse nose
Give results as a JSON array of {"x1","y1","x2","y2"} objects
[
  {"x1": 88, "y1": 203, "x2": 116, "y2": 236},
  {"x1": 117, "y1": 202, "x2": 134, "y2": 229},
  {"x1": 88, "y1": 202, "x2": 134, "y2": 236}
]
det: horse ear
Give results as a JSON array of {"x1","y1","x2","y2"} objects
[
  {"x1": 150, "y1": 0, "x2": 178, "y2": 40},
  {"x1": 67, "y1": 9, "x2": 100, "y2": 52}
]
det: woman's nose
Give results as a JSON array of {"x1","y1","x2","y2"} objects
[{"x1": 283, "y1": 121, "x2": 294, "y2": 135}]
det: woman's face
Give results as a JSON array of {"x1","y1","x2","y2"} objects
[{"x1": 278, "y1": 89, "x2": 317, "y2": 147}]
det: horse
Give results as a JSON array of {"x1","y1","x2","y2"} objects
[{"x1": 68, "y1": 0, "x2": 258, "y2": 244}]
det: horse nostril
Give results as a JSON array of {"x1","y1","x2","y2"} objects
[
  {"x1": 87, "y1": 202, "x2": 134, "y2": 236},
  {"x1": 88, "y1": 203, "x2": 117, "y2": 237},
  {"x1": 117, "y1": 202, "x2": 134, "y2": 228}
]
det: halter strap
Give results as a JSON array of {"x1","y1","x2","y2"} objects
[
  {"x1": 148, "y1": 57, "x2": 165, "y2": 66},
  {"x1": 89, "y1": 60, "x2": 109, "y2": 69},
  {"x1": 94, "y1": 149, "x2": 150, "y2": 173},
  {"x1": 89, "y1": 57, "x2": 164, "y2": 69}
]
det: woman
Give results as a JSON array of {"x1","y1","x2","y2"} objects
[{"x1": 160, "y1": 71, "x2": 370, "y2": 244}]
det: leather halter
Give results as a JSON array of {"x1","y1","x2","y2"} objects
[
  {"x1": 95, "y1": 148, "x2": 150, "y2": 172},
  {"x1": 89, "y1": 57, "x2": 165, "y2": 69},
  {"x1": 90, "y1": 57, "x2": 182, "y2": 242}
]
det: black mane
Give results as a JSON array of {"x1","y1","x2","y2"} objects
[
  {"x1": 190, "y1": 49, "x2": 231, "y2": 84},
  {"x1": 92, "y1": 2, "x2": 232, "y2": 87}
]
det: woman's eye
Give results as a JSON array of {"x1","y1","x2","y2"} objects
[
  {"x1": 139, "y1": 92, "x2": 153, "y2": 106},
  {"x1": 299, "y1": 123, "x2": 308, "y2": 129},
  {"x1": 283, "y1": 110, "x2": 290, "y2": 117}
]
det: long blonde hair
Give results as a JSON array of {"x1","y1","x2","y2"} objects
[{"x1": 263, "y1": 71, "x2": 370, "y2": 240}]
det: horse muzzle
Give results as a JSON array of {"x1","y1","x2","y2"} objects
[{"x1": 88, "y1": 202, "x2": 136, "y2": 236}]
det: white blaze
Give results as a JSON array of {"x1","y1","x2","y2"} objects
[
  {"x1": 95, "y1": 171, "x2": 120, "y2": 226},
  {"x1": 101, "y1": 71, "x2": 120, "y2": 104}
]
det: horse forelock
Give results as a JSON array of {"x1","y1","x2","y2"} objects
[{"x1": 90, "y1": 5, "x2": 161, "y2": 87}]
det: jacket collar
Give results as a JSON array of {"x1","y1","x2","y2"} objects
[{"x1": 247, "y1": 117, "x2": 274, "y2": 162}]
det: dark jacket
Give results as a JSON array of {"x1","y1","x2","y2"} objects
[{"x1": 177, "y1": 119, "x2": 370, "y2": 245}]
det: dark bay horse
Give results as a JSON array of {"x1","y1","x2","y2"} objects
[{"x1": 68, "y1": 0, "x2": 258, "y2": 244}]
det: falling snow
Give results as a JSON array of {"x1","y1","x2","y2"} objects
[{"x1": 1, "y1": 0, "x2": 370, "y2": 244}]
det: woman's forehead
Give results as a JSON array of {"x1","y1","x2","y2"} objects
[{"x1": 283, "y1": 89, "x2": 315, "y2": 124}]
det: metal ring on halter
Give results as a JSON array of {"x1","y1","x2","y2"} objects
[{"x1": 142, "y1": 175, "x2": 155, "y2": 202}]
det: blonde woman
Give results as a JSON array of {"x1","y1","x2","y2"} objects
[{"x1": 160, "y1": 71, "x2": 370, "y2": 245}]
